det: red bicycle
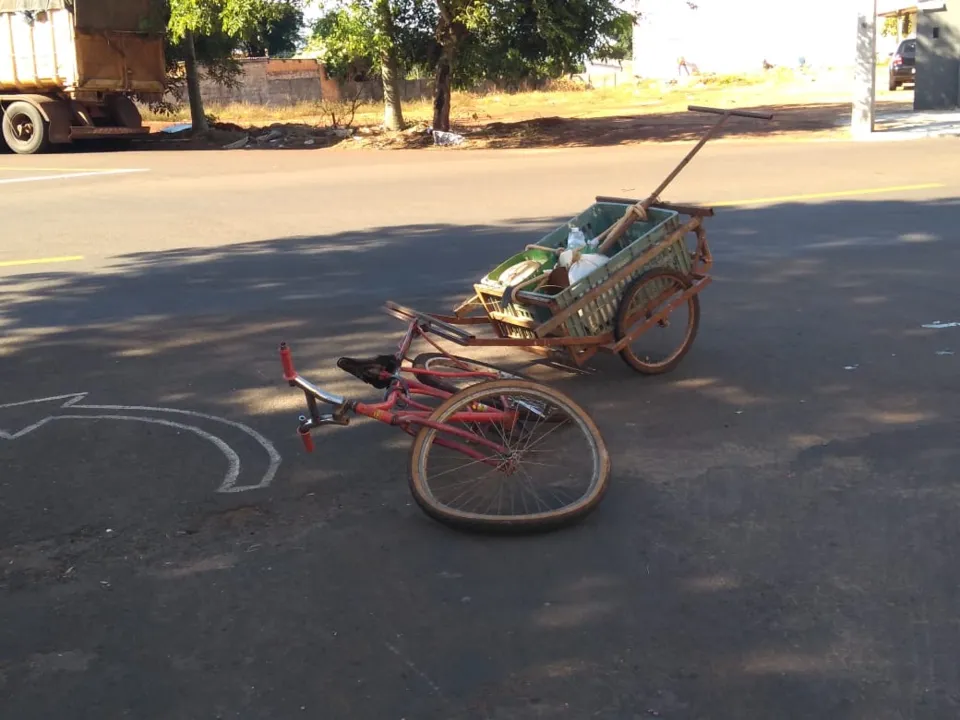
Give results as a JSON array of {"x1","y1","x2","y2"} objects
[{"x1": 280, "y1": 306, "x2": 611, "y2": 532}]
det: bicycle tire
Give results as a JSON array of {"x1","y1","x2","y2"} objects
[{"x1": 408, "y1": 379, "x2": 611, "y2": 533}]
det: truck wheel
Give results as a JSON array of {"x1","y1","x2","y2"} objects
[{"x1": 1, "y1": 101, "x2": 50, "y2": 155}]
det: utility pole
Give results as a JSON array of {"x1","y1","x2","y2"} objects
[{"x1": 851, "y1": 0, "x2": 879, "y2": 137}]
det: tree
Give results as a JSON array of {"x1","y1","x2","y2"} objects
[
  {"x1": 431, "y1": 0, "x2": 630, "y2": 130},
  {"x1": 432, "y1": 0, "x2": 486, "y2": 131},
  {"x1": 375, "y1": 0, "x2": 406, "y2": 130},
  {"x1": 166, "y1": 0, "x2": 303, "y2": 132},
  {"x1": 595, "y1": 7, "x2": 634, "y2": 62},
  {"x1": 310, "y1": 0, "x2": 635, "y2": 132},
  {"x1": 241, "y1": 1, "x2": 306, "y2": 57},
  {"x1": 309, "y1": 1, "x2": 434, "y2": 130}
]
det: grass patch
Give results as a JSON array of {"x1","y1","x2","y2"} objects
[{"x1": 139, "y1": 65, "x2": 902, "y2": 142}]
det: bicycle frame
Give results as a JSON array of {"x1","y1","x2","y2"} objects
[{"x1": 280, "y1": 318, "x2": 524, "y2": 467}]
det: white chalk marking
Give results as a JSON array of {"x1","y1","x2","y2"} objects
[
  {"x1": 923, "y1": 321, "x2": 960, "y2": 329},
  {"x1": 0, "y1": 393, "x2": 86, "y2": 412},
  {"x1": 384, "y1": 642, "x2": 443, "y2": 696},
  {"x1": 72, "y1": 401, "x2": 281, "y2": 493},
  {"x1": 0, "y1": 392, "x2": 280, "y2": 493},
  {"x1": 54, "y1": 415, "x2": 241, "y2": 490},
  {"x1": 0, "y1": 169, "x2": 148, "y2": 186}
]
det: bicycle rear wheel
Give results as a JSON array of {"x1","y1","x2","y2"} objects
[{"x1": 408, "y1": 379, "x2": 610, "y2": 533}]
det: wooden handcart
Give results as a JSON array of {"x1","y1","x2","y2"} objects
[{"x1": 387, "y1": 106, "x2": 772, "y2": 375}]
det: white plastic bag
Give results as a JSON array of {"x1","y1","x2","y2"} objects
[{"x1": 567, "y1": 253, "x2": 610, "y2": 285}]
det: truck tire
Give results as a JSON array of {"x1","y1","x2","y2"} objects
[{"x1": 1, "y1": 101, "x2": 50, "y2": 155}]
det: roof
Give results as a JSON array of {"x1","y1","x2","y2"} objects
[{"x1": 877, "y1": 0, "x2": 946, "y2": 15}]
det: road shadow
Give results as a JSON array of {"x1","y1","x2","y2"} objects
[{"x1": 2, "y1": 196, "x2": 960, "y2": 718}]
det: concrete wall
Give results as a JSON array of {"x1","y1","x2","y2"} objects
[
  {"x1": 198, "y1": 57, "x2": 330, "y2": 105},
  {"x1": 195, "y1": 57, "x2": 433, "y2": 106},
  {"x1": 339, "y1": 77, "x2": 434, "y2": 103},
  {"x1": 915, "y1": 3, "x2": 960, "y2": 109}
]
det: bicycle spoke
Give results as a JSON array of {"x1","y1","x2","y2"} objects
[
  {"x1": 519, "y1": 417, "x2": 571, "y2": 455},
  {"x1": 428, "y1": 453, "x2": 500, "y2": 480},
  {"x1": 516, "y1": 465, "x2": 551, "y2": 512}
]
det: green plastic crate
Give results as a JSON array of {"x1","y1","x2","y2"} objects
[{"x1": 477, "y1": 203, "x2": 690, "y2": 339}]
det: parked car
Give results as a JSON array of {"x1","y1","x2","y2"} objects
[{"x1": 888, "y1": 38, "x2": 916, "y2": 91}]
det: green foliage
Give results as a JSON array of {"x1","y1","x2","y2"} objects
[
  {"x1": 881, "y1": 12, "x2": 914, "y2": 38},
  {"x1": 241, "y1": 1, "x2": 306, "y2": 56},
  {"x1": 163, "y1": 1, "x2": 305, "y2": 80},
  {"x1": 155, "y1": 0, "x2": 304, "y2": 119},
  {"x1": 595, "y1": 8, "x2": 634, "y2": 62},
  {"x1": 307, "y1": 1, "x2": 436, "y2": 80},
  {"x1": 453, "y1": 0, "x2": 631, "y2": 87},
  {"x1": 167, "y1": 0, "x2": 304, "y2": 45},
  {"x1": 307, "y1": 2, "x2": 379, "y2": 79},
  {"x1": 309, "y1": 0, "x2": 631, "y2": 87}
]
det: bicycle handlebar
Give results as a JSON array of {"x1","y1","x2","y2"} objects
[
  {"x1": 688, "y1": 105, "x2": 774, "y2": 120},
  {"x1": 299, "y1": 427, "x2": 315, "y2": 452}
]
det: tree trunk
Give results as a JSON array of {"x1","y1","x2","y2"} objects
[
  {"x1": 183, "y1": 31, "x2": 209, "y2": 134},
  {"x1": 432, "y1": 43, "x2": 455, "y2": 132},
  {"x1": 375, "y1": 0, "x2": 405, "y2": 131}
]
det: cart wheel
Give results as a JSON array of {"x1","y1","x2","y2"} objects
[
  {"x1": 408, "y1": 379, "x2": 610, "y2": 533},
  {"x1": 411, "y1": 353, "x2": 531, "y2": 393},
  {"x1": 614, "y1": 268, "x2": 701, "y2": 375}
]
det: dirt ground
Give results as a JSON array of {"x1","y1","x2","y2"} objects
[{"x1": 142, "y1": 67, "x2": 915, "y2": 151}]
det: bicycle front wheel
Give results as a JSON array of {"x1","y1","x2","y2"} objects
[{"x1": 408, "y1": 379, "x2": 611, "y2": 532}]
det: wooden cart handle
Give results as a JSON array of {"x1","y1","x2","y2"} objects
[
  {"x1": 502, "y1": 269, "x2": 553, "y2": 306},
  {"x1": 687, "y1": 105, "x2": 774, "y2": 120},
  {"x1": 593, "y1": 106, "x2": 770, "y2": 256},
  {"x1": 525, "y1": 244, "x2": 562, "y2": 255}
]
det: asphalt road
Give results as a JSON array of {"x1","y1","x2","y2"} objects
[{"x1": 1, "y1": 136, "x2": 959, "y2": 720}]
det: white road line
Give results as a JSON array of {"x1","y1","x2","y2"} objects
[{"x1": 0, "y1": 169, "x2": 148, "y2": 185}]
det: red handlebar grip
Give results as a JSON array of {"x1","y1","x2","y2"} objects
[
  {"x1": 299, "y1": 428, "x2": 314, "y2": 453},
  {"x1": 280, "y1": 343, "x2": 297, "y2": 382}
]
